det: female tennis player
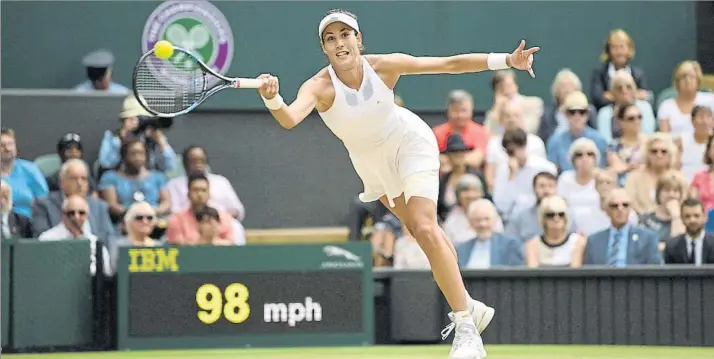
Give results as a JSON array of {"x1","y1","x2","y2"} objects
[{"x1": 257, "y1": 10, "x2": 538, "y2": 359}]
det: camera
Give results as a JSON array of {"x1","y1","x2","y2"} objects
[{"x1": 132, "y1": 115, "x2": 174, "y2": 136}]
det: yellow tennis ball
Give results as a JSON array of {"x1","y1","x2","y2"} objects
[{"x1": 154, "y1": 40, "x2": 174, "y2": 60}]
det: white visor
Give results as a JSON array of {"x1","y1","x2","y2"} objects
[{"x1": 318, "y1": 13, "x2": 360, "y2": 40}]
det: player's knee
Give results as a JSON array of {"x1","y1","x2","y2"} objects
[{"x1": 411, "y1": 221, "x2": 440, "y2": 250}]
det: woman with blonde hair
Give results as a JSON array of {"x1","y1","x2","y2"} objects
[
  {"x1": 590, "y1": 29, "x2": 650, "y2": 110},
  {"x1": 538, "y1": 69, "x2": 598, "y2": 141},
  {"x1": 524, "y1": 196, "x2": 586, "y2": 268},
  {"x1": 596, "y1": 70, "x2": 656, "y2": 142},
  {"x1": 624, "y1": 132, "x2": 688, "y2": 214},
  {"x1": 557, "y1": 138, "x2": 602, "y2": 234},
  {"x1": 658, "y1": 61, "x2": 714, "y2": 138}
]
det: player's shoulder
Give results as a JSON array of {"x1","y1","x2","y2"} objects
[
  {"x1": 364, "y1": 53, "x2": 409, "y2": 72},
  {"x1": 300, "y1": 69, "x2": 332, "y2": 92}
]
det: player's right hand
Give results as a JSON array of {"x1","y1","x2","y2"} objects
[{"x1": 257, "y1": 73, "x2": 279, "y2": 100}]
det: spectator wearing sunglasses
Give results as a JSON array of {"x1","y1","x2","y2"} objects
[
  {"x1": 584, "y1": 188, "x2": 661, "y2": 266},
  {"x1": 45, "y1": 133, "x2": 98, "y2": 195},
  {"x1": 538, "y1": 69, "x2": 598, "y2": 143},
  {"x1": 625, "y1": 133, "x2": 688, "y2": 214},
  {"x1": 108, "y1": 202, "x2": 159, "y2": 274},
  {"x1": 590, "y1": 170, "x2": 639, "y2": 235},
  {"x1": 557, "y1": 138, "x2": 602, "y2": 235},
  {"x1": 524, "y1": 196, "x2": 586, "y2": 268},
  {"x1": 38, "y1": 195, "x2": 111, "y2": 275},
  {"x1": 32, "y1": 159, "x2": 115, "y2": 241},
  {"x1": 596, "y1": 70, "x2": 655, "y2": 143},
  {"x1": 606, "y1": 103, "x2": 648, "y2": 185},
  {"x1": 546, "y1": 91, "x2": 607, "y2": 172},
  {"x1": 122, "y1": 202, "x2": 159, "y2": 246}
]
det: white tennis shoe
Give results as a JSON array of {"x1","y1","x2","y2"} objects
[
  {"x1": 442, "y1": 311, "x2": 487, "y2": 359},
  {"x1": 468, "y1": 298, "x2": 495, "y2": 334}
]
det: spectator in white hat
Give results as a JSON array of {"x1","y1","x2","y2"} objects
[{"x1": 98, "y1": 95, "x2": 177, "y2": 176}]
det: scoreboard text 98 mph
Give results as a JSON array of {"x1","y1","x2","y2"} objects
[{"x1": 117, "y1": 245, "x2": 373, "y2": 349}]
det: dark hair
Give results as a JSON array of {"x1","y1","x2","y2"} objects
[
  {"x1": 501, "y1": 128, "x2": 528, "y2": 150},
  {"x1": 692, "y1": 105, "x2": 713, "y2": 119},
  {"x1": 321, "y1": 9, "x2": 365, "y2": 53},
  {"x1": 616, "y1": 102, "x2": 638, "y2": 120},
  {"x1": 681, "y1": 198, "x2": 704, "y2": 213},
  {"x1": 194, "y1": 205, "x2": 220, "y2": 222},
  {"x1": 533, "y1": 171, "x2": 557, "y2": 188},
  {"x1": 182, "y1": 145, "x2": 207, "y2": 171},
  {"x1": 187, "y1": 171, "x2": 209, "y2": 191},
  {"x1": 119, "y1": 138, "x2": 146, "y2": 166},
  {"x1": 704, "y1": 134, "x2": 714, "y2": 166},
  {"x1": 491, "y1": 70, "x2": 515, "y2": 92}
]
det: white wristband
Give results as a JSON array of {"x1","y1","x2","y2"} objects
[
  {"x1": 261, "y1": 93, "x2": 284, "y2": 111},
  {"x1": 487, "y1": 53, "x2": 510, "y2": 70}
]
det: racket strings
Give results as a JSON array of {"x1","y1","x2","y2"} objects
[{"x1": 134, "y1": 55, "x2": 206, "y2": 115}]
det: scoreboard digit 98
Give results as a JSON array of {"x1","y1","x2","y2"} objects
[{"x1": 116, "y1": 243, "x2": 373, "y2": 350}]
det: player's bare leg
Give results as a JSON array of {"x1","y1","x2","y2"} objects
[
  {"x1": 380, "y1": 194, "x2": 487, "y2": 359},
  {"x1": 380, "y1": 195, "x2": 495, "y2": 333}
]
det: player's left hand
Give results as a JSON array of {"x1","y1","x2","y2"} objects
[{"x1": 509, "y1": 40, "x2": 540, "y2": 78}]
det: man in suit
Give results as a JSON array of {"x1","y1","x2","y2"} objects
[
  {"x1": 455, "y1": 199, "x2": 523, "y2": 268},
  {"x1": 585, "y1": 188, "x2": 661, "y2": 266},
  {"x1": 664, "y1": 198, "x2": 714, "y2": 265},
  {"x1": 0, "y1": 180, "x2": 32, "y2": 239},
  {"x1": 32, "y1": 159, "x2": 114, "y2": 241}
]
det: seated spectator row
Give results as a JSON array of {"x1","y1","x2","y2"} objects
[{"x1": 0, "y1": 95, "x2": 249, "y2": 260}]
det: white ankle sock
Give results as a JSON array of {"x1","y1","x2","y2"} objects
[{"x1": 452, "y1": 310, "x2": 472, "y2": 321}]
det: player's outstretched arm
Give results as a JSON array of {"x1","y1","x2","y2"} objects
[
  {"x1": 257, "y1": 74, "x2": 320, "y2": 129},
  {"x1": 377, "y1": 40, "x2": 540, "y2": 78}
]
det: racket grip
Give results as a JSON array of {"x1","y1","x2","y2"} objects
[{"x1": 235, "y1": 78, "x2": 263, "y2": 89}]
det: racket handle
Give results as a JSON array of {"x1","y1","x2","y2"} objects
[{"x1": 234, "y1": 78, "x2": 263, "y2": 89}]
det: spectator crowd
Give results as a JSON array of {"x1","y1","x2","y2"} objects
[
  {"x1": 356, "y1": 30, "x2": 714, "y2": 269},
  {"x1": 2, "y1": 29, "x2": 714, "y2": 276},
  {"x1": 1, "y1": 94, "x2": 247, "y2": 275}
]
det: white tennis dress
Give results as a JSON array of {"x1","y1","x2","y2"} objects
[{"x1": 317, "y1": 57, "x2": 440, "y2": 207}]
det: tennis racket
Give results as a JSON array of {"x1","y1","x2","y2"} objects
[{"x1": 132, "y1": 45, "x2": 263, "y2": 117}]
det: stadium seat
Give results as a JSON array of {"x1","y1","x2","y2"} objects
[
  {"x1": 656, "y1": 87, "x2": 677, "y2": 109},
  {"x1": 246, "y1": 227, "x2": 349, "y2": 244},
  {"x1": 33, "y1": 154, "x2": 61, "y2": 177}
]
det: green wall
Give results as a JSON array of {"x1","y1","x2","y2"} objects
[{"x1": 1, "y1": 1, "x2": 696, "y2": 110}]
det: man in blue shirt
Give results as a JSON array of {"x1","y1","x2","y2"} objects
[
  {"x1": 0, "y1": 128, "x2": 49, "y2": 217},
  {"x1": 547, "y1": 91, "x2": 608, "y2": 172},
  {"x1": 584, "y1": 188, "x2": 661, "y2": 266}
]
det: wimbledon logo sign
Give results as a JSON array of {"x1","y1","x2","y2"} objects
[{"x1": 141, "y1": 0, "x2": 234, "y2": 87}]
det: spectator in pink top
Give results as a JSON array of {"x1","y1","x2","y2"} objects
[
  {"x1": 167, "y1": 145, "x2": 245, "y2": 220},
  {"x1": 166, "y1": 172, "x2": 236, "y2": 246},
  {"x1": 690, "y1": 134, "x2": 714, "y2": 211}
]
